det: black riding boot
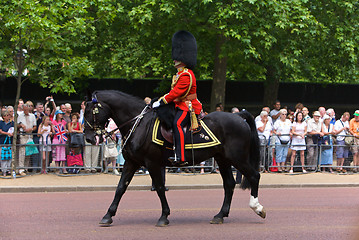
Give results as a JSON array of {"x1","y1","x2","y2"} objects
[{"x1": 168, "y1": 109, "x2": 190, "y2": 166}]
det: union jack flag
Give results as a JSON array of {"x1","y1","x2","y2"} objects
[{"x1": 54, "y1": 124, "x2": 68, "y2": 144}]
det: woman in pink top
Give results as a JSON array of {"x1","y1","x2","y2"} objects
[{"x1": 52, "y1": 110, "x2": 68, "y2": 174}]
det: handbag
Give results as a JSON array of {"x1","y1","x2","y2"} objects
[
  {"x1": 104, "y1": 137, "x2": 119, "y2": 158},
  {"x1": 312, "y1": 134, "x2": 320, "y2": 144},
  {"x1": 279, "y1": 138, "x2": 289, "y2": 145},
  {"x1": 345, "y1": 135, "x2": 354, "y2": 145},
  {"x1": 67, "y1": 151, "x2": 83, "y2": 166},
  {"x1": 319, "y1": 125, "x2": 331, "y2": 150},
  {"x1": 69, "y1": 133, "x2": 85, "y2": 148},
  {"x1": 339, "y1": 120, "x2": 353, "y2": 145},
  {"x1": 25, "y1": 137, "x2": 39, "y2": 156},
  {"x1": 1, "y1": 136, "x2": 12, "y2": 161},
  {"x1": 319, "y1": 136, "x2": 331, "y2": 149}
]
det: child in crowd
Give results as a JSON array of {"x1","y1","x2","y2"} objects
[
  {"x1": 0, "y1": 111, "x2": 14, "y2": 176},
  {"x1": 68, "y1": 113, "x2": 83, "y2": 133},
  {"x1": 38, "y1": 116, "x2": 54, "y2": 174}
]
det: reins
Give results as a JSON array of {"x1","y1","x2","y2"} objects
[
  {"x1": 85, "y1": 99, "x2": 152, "y2": 152},
  {"x1": 117, "y1": 105, "x2": 151, "y2": 152}
]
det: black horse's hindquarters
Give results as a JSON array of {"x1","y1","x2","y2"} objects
[{"x1": 84, "y1": 90, "x2": 263, "y2": 226}]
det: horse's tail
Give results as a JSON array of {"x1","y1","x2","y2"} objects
[{"x1": 237, "y1": 110, "x2": 260, "y2": 190}]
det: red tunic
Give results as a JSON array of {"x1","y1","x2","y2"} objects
[{"x1": 161, "y1": 68, "x2": 202, "y2": 114}]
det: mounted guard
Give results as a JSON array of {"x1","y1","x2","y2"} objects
[{"x1": 152, "y1": 30, "x2": 202, "y2": 166}]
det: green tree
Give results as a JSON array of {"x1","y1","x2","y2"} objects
[
  {"x1": 298, "y1": 0, "x2": 359, "y2": 84},
  {"x1": 0, "y1": 0, "x2": 99, "y2": 176},
  {"x1": 106, "y1": 0, "x2": 321, "y2": 109},
  {"x1": 108, "y1": 0, "x2": 358, "y2": 109}
]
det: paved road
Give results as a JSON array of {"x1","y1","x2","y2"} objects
[{"x1": 2, "y1": 188, "x2": 358, "y2": 240}]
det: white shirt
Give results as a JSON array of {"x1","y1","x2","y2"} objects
[
  {"x1": 17, "y1": 112, "x2": 36, "y2": 132},
  {"x1": 334, "y1": 119, "x2": 349, "y2": 141},
  {"x1": 270, "y1": 109, "x2": 280, "y2": 124},
  {"x1": 255, "y1": 115, "x2": 273, "y2": 126},
  {"x1": 307, "y1": 118, "x2": 322, "y2": 133},
  {"x1": 273, "y1": 119, "x2": 292, "y2": 142},
  {"x1": 256, "y1": 120, "x2": 272, "y2": 141}
]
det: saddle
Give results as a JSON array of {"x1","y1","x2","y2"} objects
[
  {"x1": 151, "y1": 104, "x2": 221, "y2": 149},
  {"x1": 152, "y1": 118, "x2": 221, "y2": 149}
]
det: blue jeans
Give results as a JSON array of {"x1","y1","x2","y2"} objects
[{"x1": 275, "y1": 143, "x2": 289, "y2": 163}]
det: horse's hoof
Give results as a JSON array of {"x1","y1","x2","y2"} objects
[
  {"x1": 210, "y1": 217, "x2": 224, "y2": 224},
  {"x1": 99, "y1": 217, "x2": 113, "y2": 227},
  {"x1": 257, "y1": 207, "x2": 266, "y2": 219},
  {"x1": 156, "y1": 218, "x2": 169, "y2": 227}
]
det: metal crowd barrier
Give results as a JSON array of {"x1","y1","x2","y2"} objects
[
  {"x1": 0, "y1": 132, "x2": 216, "y2": 176},
  {"x1": 261, "y1": 134, "x2": 358, "y2": 173},
  {"x1": 2, "y1": 132, "x2": 358, "y2": 177}
]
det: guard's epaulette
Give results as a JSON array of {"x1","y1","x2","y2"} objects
[{"x1": 171, "y1": 68, "x2": 189, "y2": 89}]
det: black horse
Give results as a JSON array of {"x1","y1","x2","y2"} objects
[{"x1": 84, "y1": 90, "x2": 266, "y2": 227}]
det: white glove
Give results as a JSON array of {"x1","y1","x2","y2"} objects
[{"x1": 152, "y1": 100, "x2": 161, "y2": 108}]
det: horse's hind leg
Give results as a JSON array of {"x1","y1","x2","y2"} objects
[
  {"x1": 237, "y1": 163, "x2": 266, "y2": 219},
  {"x1": 210, "y1": 160, "x2": 236, "y2": 224},
  {"x1": 99, "y1": 160, "x2": 139, "y2": 226}
]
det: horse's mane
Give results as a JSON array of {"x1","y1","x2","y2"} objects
[{"x1": 94, "y1": 90, "x2": 145, "y2": 108}]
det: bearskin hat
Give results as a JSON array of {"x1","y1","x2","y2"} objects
[{"x1": 172, "y1": 30, "x2": 197, "y2": 69}]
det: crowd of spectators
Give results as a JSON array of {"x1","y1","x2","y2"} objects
[
  {"x1": 0, "y1": 96, "x2": 126, "y2": 177},
  {"x1": 1, "y1": 96, "x2": 359, "y2": 177},
  {"x1": 254, "y1": 100, "x2": 358, "y2": 173}
]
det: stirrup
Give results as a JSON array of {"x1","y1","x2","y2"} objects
[{"x1": 168, "y1": 157, "x2": 188, "y2": 167}]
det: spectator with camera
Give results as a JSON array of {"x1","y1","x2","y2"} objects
[
  {"x1": 334, "y1": 112, "x2": 350, "y2": 173},
  {"x1": 44, "y1": 96, "x2": 56, "y2": 121}
]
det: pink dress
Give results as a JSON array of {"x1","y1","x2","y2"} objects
[{"x1": 52, "y1": 120, "x2": 67, "y2": 161}]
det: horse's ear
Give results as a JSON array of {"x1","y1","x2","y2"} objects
[{"x1": 85, "y1": 88, "x2": 92, "y2": 102}]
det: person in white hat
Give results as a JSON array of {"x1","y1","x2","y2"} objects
[
  {"x1": 320, "y1": 115, "x2": 335, "y2": 173},
  {"x1": 305, "y1": 111, "x2": 323, "y2": 171}
]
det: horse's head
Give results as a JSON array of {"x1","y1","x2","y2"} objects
[{"x1": 84, "y1": 94, "x2": 112, "y2": 145}]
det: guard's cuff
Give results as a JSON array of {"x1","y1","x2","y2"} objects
[{"x1": 160, "y1": 96, "x2": 168, "y2": 104}]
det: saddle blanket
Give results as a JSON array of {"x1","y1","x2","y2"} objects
[{"x1": 152, "y1": 118, "x2": 221, "y2": 149}]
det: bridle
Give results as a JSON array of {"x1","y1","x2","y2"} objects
[
  {"x1": 84, "y1": 95, "x2": 152, "y2": 149},
  {"x1": 84, "y1": 96, "x2": 109, "y2": 137}
]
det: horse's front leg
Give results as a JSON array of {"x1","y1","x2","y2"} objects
[
  {"x1": 147, "y1": 164, "x2": 170, "y2": 227},
  {"x1": 210, "y1": 161, "x2": 236, "y2": 224},
  {"x1": 99, "y1": 160, "x2": 139, "y2": 226}
]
